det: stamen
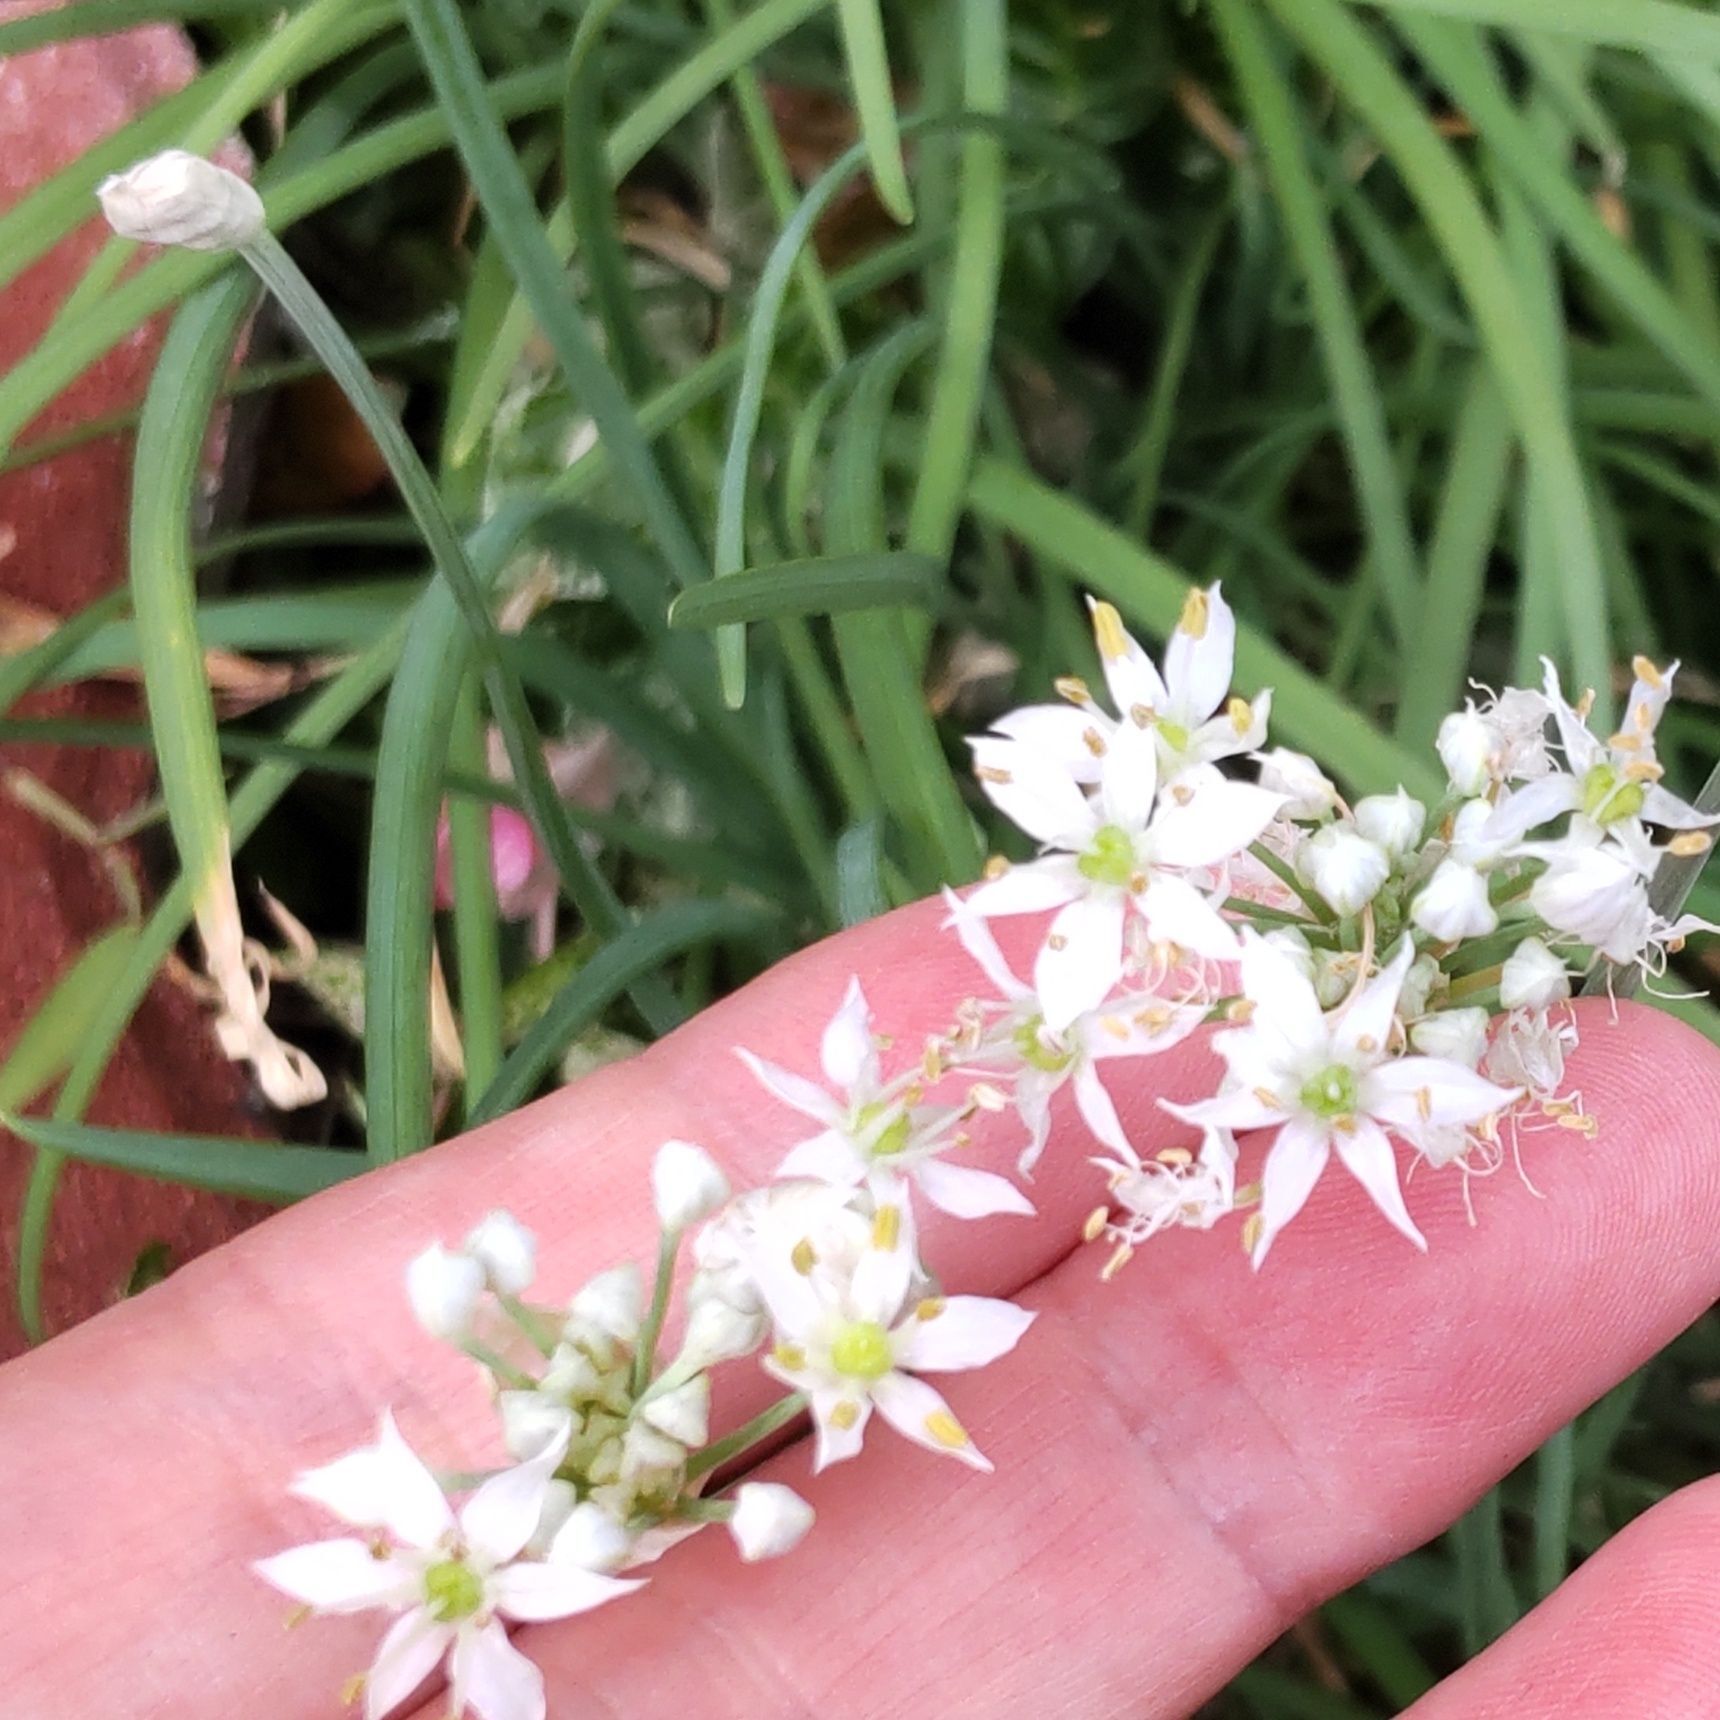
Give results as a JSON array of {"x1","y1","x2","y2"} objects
[
  {"x1": 1227, "y1": 695, "x2": 1252, "y2": 734},
  {"x1": 830, "y1": 1400, "x2": 861, "y2": 1431},
  {"x1": 790, "y1": 1239, "x2": 816, "y2": 1275},
  {"x1": 1179, "y1": 588, "x2": 1210, "y2": 639},
  {"x1": 1130, "y1": 702, "x2": 1155, "y2": 728},
  {"x1": 1082, "y1": 726, "x2": 1107, "y2": 756},
  {"x1": 914, "y1": 1297, "x2": 946, "y2": 1322},
  {"x1": 1100, "y1": 1243, "x2": 1133, "y2": 1281},
  {"x1": 976, "y1": 764, "x2": 1011, "y2": 784},
  {"x1": 1156, "y1": 1146, "x2": 1193, "y2": 1167},
  {"x1": 1633, "y1": 654, "x2": 1666, "y2": 690},
  {"x1": 1055, "y1": 674, "x2": 1092, "y2": 706},
  {"x1": 1670, "y1": 831, "x2": 1712, "y2": 857},
  {"x1": 1082, "y1": 1205, "x2": 1110, "y2": 1242},
  {"x1": 871, "y1": 1205, "x2": 901, "y2": 1252},
  {"x1": 925, "y1": 1410, "x2": 971, "y2": 1448},
  {"x1": 983, "y1": 853, "x2": 1009, "y2": 880},
  {"x1": 772, "y1": 1342, "x2": 807, "y2": 1372},
  {"x1": 1091, "y1": 601, "x2": 1128, "y2": 660}
]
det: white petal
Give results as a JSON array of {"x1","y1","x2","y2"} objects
[
  {"x1": 1089, "y1": 595, "x2": 1169, "y2": 716},
  {"x1": 988, "y1": 703, "x2": 1107, "y2": 781},
  {"x1": 809, "y1": 1387, "x2": 873, "y2": 1471},
  {"x1": 940, "y1": 888, "x2": 1030, "y2": 999},
  {"x1": 365, "y1": 1611, "x2": 453, "y2": 1720},
  {"x1": 459, "y1": 1428, "x2": 570, "y2": 1566},
  {"x1": 1236, "y1": 931, "x2": 1327, "y2": 1063},
  {"x1": 453, "y1": 1619, "x2": 545, "y2": 1720},
  {"x1": 963, "y1": 858, "x2": 1082, "y2": 918},
  {"x1": 1146, "y1": 780, "x2": 1283, "y2": 869},
  {"x1": 1071, "y1": 1063, "x2": 1131, "y2": 1156},
  {"x1": 1136, "y1": 873, "x2": 1241, "y2": 963},
  {"x1": 1253, "y1": 1117, "x2": 1331, "y2": 1267},
  {"x1": 775, "y1": 1128, "x2": 864, "y2": 1186},
  {"x1": 870, "y1": 1371, "x2": 992, "y2": 1471},
  {"x1": 820, "y1": 976, "x2": 878, "y2": 1091},
  {"x1": 292, "y1": 1412, "x2": 454, "y2": 1548},
  {"x1": 1033, "y1": 892, "x2": 1125, "y2": 1030},
  {"x1": 1483, "y1": 775, "x2": 1580, "y2": 844},
  {"x1": 893, "y1": 1296, "x2": 1035, "y2": 1373},
  {"x1": 253, "y1": 1539, "x2": 416, "y2": 1614},
  {"x1": 490, "y1": 1562, "x2": 644, "y2": 1623},
  {"x1": 1331, "y1": 1115, "x2": 1425, "y2": 1251},
  {"x1": 736, "y1": 1050, "x2": 840, "y2": 1126},
  {"x1": 1097, "y1": 715, "x2": 1158, "y2": 831},
  {"x1": 914, "y1": 1158, "x2": 1036, "y2": 1219},
  {"x1": 1365, "y1": 1057, "x2": 1520, "y2": 1128},
  {"x1": 1163, "y1": 583, "x2": 1236, "y2": 723},
  {"x1": 1331, "y1": 940, "x2": 1412, "y2": 1062},
  {"x1": 1642, "y1": 785, "x2": 1720, "y2": 830},
  {"x1": 1083, "y1": 996, "x2": 1203, "y2": 1062},
  {"x1": 1161, "y1": 1088, "x2": 1286, "y2": 1134},
  {"x1": 970, "y1": 738, "x2": 1096, "y2": 848},
  {"x1": 1541, "y1": 658, "x2": 1602, "y2": 772},
  {"x1": 850, "y1": 1198, "x2": 917, "y2": 1324}
]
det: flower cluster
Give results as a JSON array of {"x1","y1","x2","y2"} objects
[{"x1": 259, "y1": 587, "x2": 1714, "y2": 1718}]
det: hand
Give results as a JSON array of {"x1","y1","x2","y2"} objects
[{"x1": 2, "y1": 897, "x2": 1718, "y2": 1720}]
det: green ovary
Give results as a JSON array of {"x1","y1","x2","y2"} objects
[
  {"x1": 1580, "y1": 763, "x2": 1644, "y2": 826},
  {"x1": 1298, "y1": 1063, "x2": 1359, "y2": 1120},
  {"x1": 830, "y1": 1320, "x2": 894, "y2": 1381},
  {"x1": 1076, "y1": 823, "x2": 1137, "y2": 888},
  {"x1": 856, "y1": 1102, "x2": 911, "y2": 1158},
  {"x1": 1155, "y1": 718, "x2": 1190, "y2": 754},
  {"x1": 423, "y1": 1558, "x2": 485, "y2": 1622},
  {"x1": 1013, "y1": 1017, "x2": 1074, "y2": 1074}
]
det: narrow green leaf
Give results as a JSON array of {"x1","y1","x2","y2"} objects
[
  {"x1": 668, "y1": 554, "x2": 943, "y2": 629},
  {"x1": 1354, "y1": 0, "x2": 1720, "y2": 59},
  {"x1": 834, "y1": 0, "x2": 915, "y2": 224}
]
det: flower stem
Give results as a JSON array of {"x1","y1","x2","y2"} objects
[
  {"x1": 630, "y1": 1228, "x2": 681, "y2": 1397},
  {"x1": 497, "y1": 1293, "x2": 559, "y2": 1358},
  {"x1": 1248, "y1": 841, "x2": 1334, "y2": 923},
  {"x1": 685, "y1": 1392, "x2": 808, "y2": 1480},
  {"x1": 458, "y1": 1339, "x2": 536, "y2": 1390}
]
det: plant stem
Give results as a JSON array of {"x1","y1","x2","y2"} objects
[
  {"x1": 630, "y1": 1228, "x2": 681, "y2": 1397},
  {"x1": 686, "y1": 1392, "x2": 808, "y2": 1480}
]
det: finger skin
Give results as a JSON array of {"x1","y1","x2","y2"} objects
[
  {"x1": 1407, "y1": 1477, "x2": 1720, "y2": 1719},
  {"x1": 451, "y1": 1000, "x2": 1720, "y2": 1720},
  {"x1": 0, "y1": 900, "x2": 1209, "y2": 1718}
]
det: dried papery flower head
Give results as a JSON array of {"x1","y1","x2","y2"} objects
[{"x1": 97, "y1": 149, "x2": 264, "y2": 250}]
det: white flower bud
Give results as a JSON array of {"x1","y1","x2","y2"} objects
[
  {"x1": 405, "y1": 1241, "x2": 485, "y2": 1339},
  {"x1": 1410, "y1": 859, "x2": 1497, "y2": 940},
  {"x1": 1312, "y1": 948, "x2": 1356, "y2": 1009},
  {"x1": 652, "y1": 1139, "x2": 731, "y2": 1231},
  {"x1": 1354, "y1": 788, "x2": 1426, "y2": 859},
  {"x1": 1258, "y1": 747, "x2": 1337, "y2": 819},
  {"x1": 1409, "y1": 1006, "x2": 1491, "y2": 1069},
  {"x1": 620, "y1": 1420, "x2": 686, "y2": 1479},
  {"x1": 677, "y1": 1293, "x2": 767, "y2": 1369},
  {"x1": 1262, "y1": 926, "x2": 1315, "y2": 983},
  {"x1": 463, "y1": 1209, "x2": 536, "y2": 1295},
  {"x1": 548, "y1": 1500, "x2": 634, "y2": 1572},
  {"x1": 640, "y1": 1374, "x2": 710, "y2": 1447},
  {"x1": 570, "y1": 1262, "x2": 644, "y2": 1344},
  {"x1": 1500, "y1": 937, "x2": 1572, "y2": 1012},
  {"x1": 728, "y1": 1482, "x2": 815, "y2": 1562},
  {"x1": 1436, "y1": 709, "x2": 1496, "y2": 796},
  {"x1": 97, "y1": 150, "x2": 264, "y2": 251},
  {"x1": 498, "y1": 1391, "x2": 575, "y2": 1461},
  {"x1": 1300, "y1": 825, "x2": 1390, "y2": 916},
  {"x1": 525, "y1": 1478, "x2": 580, "y2": 1558},
  {"x1": 1399, "y1": 952, "x2": 1443, "y2": 1020}
]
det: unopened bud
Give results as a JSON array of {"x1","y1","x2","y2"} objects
[
  {"x1": 1500, "y1": 937, "x2": 1571, "y2": 1012},
  {"x1": 1258, "y1": 747, "x2": 1337, "y2": 820},
  {"x1": 640, "y1": 1374, "x2": 710, "y2": 1447},
  {"x1": 1410, "y1": 859, "x2": 1497, "y2": 941},
  {"x1": 1409, "y1": 1006, "x2": 1490, "y2": 1069},
  {"x1": 570, "y1": 1262, "x2": 645, "y2": 1345},
  {"x1": 1354, "y1": 788, "x2": 1426, "y2": 859},
  {"x1": 677, "y1": 1294, "x2": 766, "y2": 1369},
  {"x1": 728, "y1": 1482, "x2": 815, "y2": 1561},
  {"x1": 1436, "y1": 709, "x2": 1496, "y2": 796},
  {"x1": 97, "y1": 150, "x2": 264, "y2": 251},
  {"x1": 405, "y1": 1242, "x2": 484, "y2": 1340},
  {"x1": 652, "y1": 1139, "x2": 731, "y2": 1231},
  {"x1": 463, "y1": 1209, "x2": 536, "y2": 1295},
  {"x1": 1300, "y1": 825, "x2": 1390, "y2": 916}
]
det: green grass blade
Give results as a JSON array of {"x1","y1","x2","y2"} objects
[
  {"x1": 446, "y1": 678, "x2": 504, "y2": 1100},
  {"x1": 667, "y1": 553, "x2": 943, "y2": 628},
  {"x1": 834, "y1": 0, "x2": 915, "y2": 225},
  {"x1": 1352, "y1": 0, "x2": 1720, "y2": 58}
]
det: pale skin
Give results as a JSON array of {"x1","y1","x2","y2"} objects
[{"x1": 3, "y1": 898, "x2": 1720, "y2": 1718}]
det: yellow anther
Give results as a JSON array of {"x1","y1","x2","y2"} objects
[
  {"x1": 1633, "y1": 654, "x2": 1665, "y2": 690},
  {"x1": 976, "y1": 764, "x2": 1011, "y2": 784},
  {"x1": 1227, "y1": 695, "x2": 1252, "y2": 734},
  {"x1": 1156, "y1": 1146, "x2": 1193, "y2": 1167},
  {"x1": 1130, "y1": 702, "x2": 1155, "y2": 728},
  {"x1": 1416, "y1": 1086, "x2": 1432, "y2": 1121},
  {"x1": 1172, "y1": 784, "x2": 1193, "y2": 806},
  {"x1": 1623, "y1": 759, "x2": 1664, "y2": 782},
  {"x1": 772, "y1": 1342, "x2": 807, "y2": 1372},
  {"x1": 925, "y1": 1410, "x2": 971, "y2": 1448},
  {"x1": 1100, "y1": 1243, "x2": 1133, "y2": 1282},
  {"x1": 1252, "y1": 1086, "x2": 1283, "y2": 1109},
  {"x1": 983, "y1": 854, "x2": 1010, "y2": 880},
  {"x1": 1178, "y1": 588, "x2": 1210, "y2": 639},
  {"x1": 790, "y1": 1238, "x2": 816, "y2": 1275},
  {"x1": 340, "y1": 1674, "x2": 367, "y2": 1706},
  {"x1": 1082, "y1": 726, "x2": 1107, "y2": 757},
  {"x1": 914, "y1": 1297, "x2": 946, "y2": 1322},
  {"x1": 1055, "y1": 674, "x2": 1092, "y2": 706},
  {"x1": 1047, "y1": 933, "x2": 1068, "y2": 952},
  {"x1": 1576, "y1": 688, "x2": 1596, "y2": 720},
  {"x1": 1670, "y1": 831, "x2": 1712, "y2": 857},
  {"x1": 1225, "y1": 998, "x2": 1255, "y2": 1024},
  {"x1": 1091, "y1": 601, "x2": 1129, "y2": 660},
  {"x1": 830, "y1": 1400, "x2": 861, "y2": 1431},
  {"x1": 1099, "y1": 1014, "x2": 1129, "y2": 1040},
  {"x1": 1607, "y1": 731, "x2": 1643, "y2": 753},
  {"x1": 1355, "y1": 1033, "x2": 1378, "y2": 1054},
  {"x1": 286, "y1": 1605, "x2": 313, "y2": 1631},
  {"x1": 1241, "y1": 1212, "x2": 1264, "y2": 1255},
  {"x1": 871, "y1": 1205, "x2": 901, "y2": 1252},
  {"x1": 1082, "y1": 1205, "x2": 1110, "y2": 1242}
]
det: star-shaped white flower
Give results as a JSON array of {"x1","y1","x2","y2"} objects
[
  {"x1": 966, "y1": 715, "x2": 1282, "y2": 1029},
  {"x1": 752, "y1": 1196, "x2": 1034, "y2": 1472},
  {"x1": 1093, "y1": 1123, "x2": 1238, "y2": 1250},
  {"x1": 1164, "y1": 934, "x2": 1520, "y2": 1264},
  {"x1": 255, "y1": 1415, "x2": 641, "y2": 1720},
  {"x1": 942, "y1": 890, "x2": 1204, "y2": 1173},
  {"x1": 739, "y1": 977, "x2": 1034, "y2": 1220}
]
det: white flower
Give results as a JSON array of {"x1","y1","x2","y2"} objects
[
  {"x1": 1409, "y1": 1007, "x2": 1490, "y2": 1069},
  {"x1": 1165, "y1": 935, "x2": 1520, "y2": 1263},
  {"x1": 1299, "y1": 825, "x2": 1391, "y2": 916},
  {"x1": 256, "y1": 1414, "x2": 641, "y2": 1720},
  {"x1": 651, "y1": 1139, "x2": 731, "y2": 1231},
  {"x1": 754, "y1": 1197, "x2": 1033, "y2": 1471},
  {"x1": 1530, "y1": 842, "x2": 1647, "y2": 957},
  {"x1": 740, "y1": 979, "x2": 1033, "y2": 1220},
  {"x1": 1093, "y1": 1124, "x2": 1237, "y2": 1250},
  {"x1": 1485, "y1": 1008, "x2": 1578, "y2": 1100},
  {"x1": 545, "y1": 1500, "x2": 633, "y2": 1573},
  {"x1": 1500, "y1": 938, "x2": 1571, "y2": 1011},
  {"x1": 639, "y1": 1375, "x2": 710, "y2": 1447},
  {"x1": 1410, "y1": 859, "x2": 1497, "y2": 940},
  {"x1": 406, "y1": 1243, "x2": 486, "y2": 1340},
  {"x1": 569, "y1": 1263, "x2": 644, "y2": 1344},
  {"x1": 498, "y1": 1392, "x2": 576, "y2": 1464},
  {"x1": 966, "y1": 719, "x2": 1281, "y2": 1027},
  {"x1": 1262, "y1": 925, "x2": 1316, "y2": 982},
  {"x1": 1437, "y1": 708, "x2": 1497, "y2": 796},
  {"x1": 676, "y1": 1292, "x2": 767, "y2": 1370},
  {"x1": 97, "y1": 150, "x2": 265, "y2": 250},
  {"x1": 943, "y1": 891, "x2": 1203, "y2": 1174},
  {"x1": 1258, "y1": 748, "x2": 1338, "y2": 820},
  {"x1": 728, "y1": 1483, "x2": 816, "y2": 1562},
  {"x1": 464, "y1": 1212, "x2": 536, "y2": 1296},
  {"x1": 1354, "y1": 788, "x2": 1426, "y2": 859}
]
